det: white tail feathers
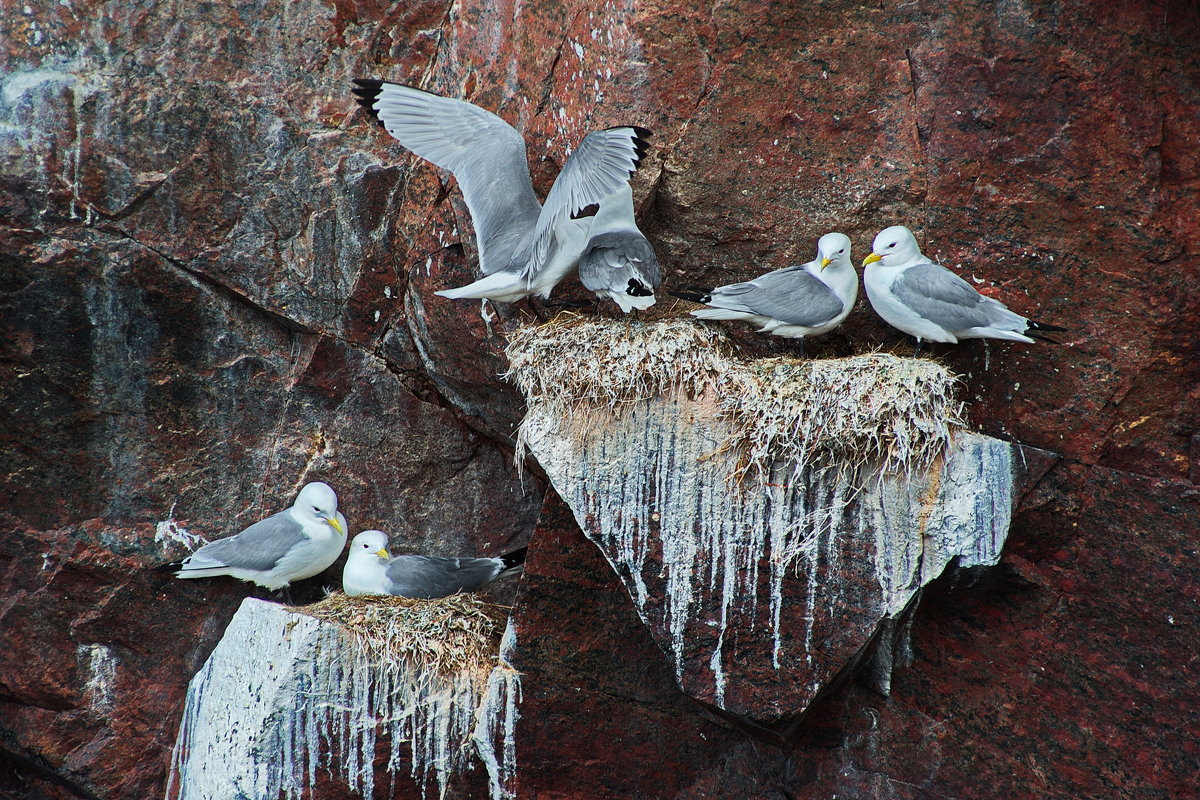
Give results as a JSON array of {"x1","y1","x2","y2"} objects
[{"x1": 434, "y1": 271, "x2": 530, "y2": 303}]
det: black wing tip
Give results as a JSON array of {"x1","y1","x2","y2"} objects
[
  {"x1": 500, "y1": 546, "x2": 528, "y2": 570},
  {"x1": 605, "y1": 125, "x2": 653, "y2": 164},
  {"x1": 1028, "y1": 319, "x2": 1067, "y2": 333},
  {"x1": 154, "y1": 561, "x2": 183, "y2": 575},
  {"x1": 669, "y1": 289, "x2": 712, "y2": 304},
  {"x1": 628, "y1": 278, "x2": 654, "y2": 297},
  {"x1": 351, "y1": 78, "x2": 384, "y2": 120}
]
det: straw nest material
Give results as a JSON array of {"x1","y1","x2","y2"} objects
[
  {"x1": 505, "y1": 315, "x2": 729, "y2": 411},
  {"x1": 505, "y1": 316, "x2": 964, "y2": 484},
  {"x1": 294, "y1": 592, "x2": 508, "y2": 682}
]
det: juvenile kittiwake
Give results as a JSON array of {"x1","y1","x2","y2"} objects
[
  {"x1": 577, "y1": 183, "x2": 662, "y2": 312},
  {"x1": 670, "y1": 232, "x2": 857, "y2": 352},
  {"x1": 862, "y1": 225, "x2": 1064, "y2": 348},
  {"x1": 160, "y1": 482, "x2": 347, "y2": 590},
  {"x1": 351, "y1": 79, "x2": 650, "y2": 304},
  {"x1": 343, "y1": 530, "x2": 527, "y2": 599}
]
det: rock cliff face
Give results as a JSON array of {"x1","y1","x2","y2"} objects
[{"x1": 2, "y1": 0, "x2": 1198, "y2": 798}]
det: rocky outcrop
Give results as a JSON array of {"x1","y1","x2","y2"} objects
[
  {"x1": 167, "y1": 598, "x2": 517, "y2": 800},
  {"x1": 510, "y1": 319, "x2": 1047, "y2": 723},
  {"x1": 2, "y1": 0, "x2": 1198, "y2": 798}
]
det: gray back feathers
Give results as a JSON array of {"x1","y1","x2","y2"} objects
[
  {"x1": 710, "y1": 267, "x2": 845, "y2": 328},
  {"x1": 579, "y1": 231, "x2": 662, "y2": 295},
  {"x1": 891, "y1": 263, "x2": 1025, "y2": 330},
  {"x1": 180, "y1": 512, "x2": 306, "y2": 573},
  {"x1": 385, "y1": 555, "x2": 505, "y2": 599}
]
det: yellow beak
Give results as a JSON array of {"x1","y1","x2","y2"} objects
[
  {"x1": 327, "y1": 516, "x2": 345, "y2": 535},
  {"x1": 820, "y1": 256, "x2": 832, "y2": 271},
  {"x1": 376, "y1": 549, "x2": 390, "y2": 559},
  {"x1": 862, "y1": 252, "x2": 882, "y2": 266}
]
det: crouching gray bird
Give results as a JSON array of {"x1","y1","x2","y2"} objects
[
  {"x1": 578, "y1": 183, "x2": 662, "y2": 312},
  {"x1": 671, "y1": 232, "x2": 857, "y2": 354},
  {"x1": 342, "y1": 530, "x2": 527, "y2": 599}
]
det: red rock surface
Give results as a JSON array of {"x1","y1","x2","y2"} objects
[{"x1": 2, "y1": 0, "x2": 1198, "y2": 798}]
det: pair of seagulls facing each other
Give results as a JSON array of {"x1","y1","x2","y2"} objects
[
  {"x1": 674, "y1": 226, "x2": 1061, "y2": 351},
  {"x1": 161, "y1": 482, "x2": 526, "y2": 600},
  {"x1": 351, "y1": 79, "x2": 662, "y2": 312}
]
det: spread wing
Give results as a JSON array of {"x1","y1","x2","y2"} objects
[
  {"x1": 352, "y1": 79, "x2": 542, "y2": 274},
  {"x1": 384, "y1": 555, "x2": 504, "y2": 599},
  {"x1": 180, "y1": 512, "x2": 307, "y2": 573},
  {"x1": 523, "y1": 126, "x2": 650, "y2": 280}
]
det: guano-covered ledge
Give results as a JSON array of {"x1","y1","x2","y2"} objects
[
  {"x1": 166, "y1": 595, "x2": 519, "y2": 800},
  {"x1": 507, "y1": 317, "x2": 1052, "y2": 724}
]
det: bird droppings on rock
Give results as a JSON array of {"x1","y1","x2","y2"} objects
[
  {"x1": 508, "y1": 318, "x2": 1010, "y2": 719},
  {"x1": 168, "y1": 596, "x2": 519, "y2": 800},
  {"x1": 506, "y1": 316, "x2": 964, "y2": 488}
]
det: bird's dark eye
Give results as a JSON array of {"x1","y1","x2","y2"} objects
[
  {"x1": 837, "y1": 249, "x2": 845, "y2": 254},
  {"x1": 888, "y1": 242, "x2": 896, "y2": 248},
  {"x1": 313, "y1": 506, "x2": 321, "y2": 512}
]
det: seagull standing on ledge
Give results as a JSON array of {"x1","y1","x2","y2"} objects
[
  {"x1": 578, "y1": 183, "x2": 662, "y2": 313},
  {"x1": 343, "y1": 530, "x2": 527, "y2": 599},
  {"x1": 671, "y1": 232, "x2": 857, "y2": 354},
  {"x1": 862, "y1": 225, "x2": 1064, "y2": 350},
  {"x1": 160, "y1": 482, "x2": 347, "y2": 590},
  {"x1": 351, "y1": 79, "x2": 650, "y2": 305}
]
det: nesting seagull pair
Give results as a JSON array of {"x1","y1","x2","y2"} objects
[
  {"x1": 351, "y1": 80, "x2": 662, "y2": 312},
  {"x1": 161, "y1": 483, "x2": 527, "y2": 601},
  {"x1": 343, "y1": 530, "x2": 526, "y2": 599},
  {"x1": 674, "y1": 226, "x2": 1061, "y2": 353}
]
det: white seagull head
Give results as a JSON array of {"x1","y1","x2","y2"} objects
[
  {"x1": 349, "y1": 529, "x2": 391, "y2": 560},
  {"x1": 293, "y1": 482, "x2": 344, "y2": 534},
  {"x1": 817, "y1": 232, "x2": 853, "y2": 271},
  {"x1": 863, "y1": 225, "x2": 922, "y2": 268}
]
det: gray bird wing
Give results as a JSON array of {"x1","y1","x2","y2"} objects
[
  {"x1": 523, "y1": 127, "x2": 648, "y2": 280},
  {"x1": 384, "y1": 555, "x2": 504, "y2": 599},
  {"x1": 182, "y1": 512, "x2": 307, "y2": 573},
  {"x1": 890, "y1": 262, "x2": 1000, "y2": 330},
  {"x1": 578, "y1": 231, "x2": 662, "y2": 293},
  {"x1": 709, "y1": 266, "x2": 844, "y2": 327},
  {"x1": 365, "y1": 83, "x2": 542, "y2": 274}
]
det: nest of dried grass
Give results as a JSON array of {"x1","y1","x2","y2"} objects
[
  {"x1": 716, "y1": 353, "x2": 963, "y2": 482},
  {"x1": 295, "y1": 592, "x2": 508, "y2": 683},
  {"x1": 505, "y1": 314, "x2": 730, "y2": 412},
  {"x1": 506, "y1": 317, "x2": 964, "y2": 484}
]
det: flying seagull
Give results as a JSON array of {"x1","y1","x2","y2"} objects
[
  {"x1": 351, "y1": 79, "x2": 650, "y2": 304},
  {"x1": 159, "y1": 482, "x2": 347, "y2": 590},
  {"x1": 343, "y1": 530, "x2": 527, "y2": 599},
  {"x1": 862, "y1": 225, "x2": 1064, "y2": 351},
  {"x1": 577, "y1": 183, "x2": 662, "y2": 312},
  {"x1": 671, "y1": 232, "x2": 857, "y2": 354}
]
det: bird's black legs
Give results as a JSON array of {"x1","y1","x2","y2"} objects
[{"x1": 912, "y1": 339, "x2": 923, "y2": 358}]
